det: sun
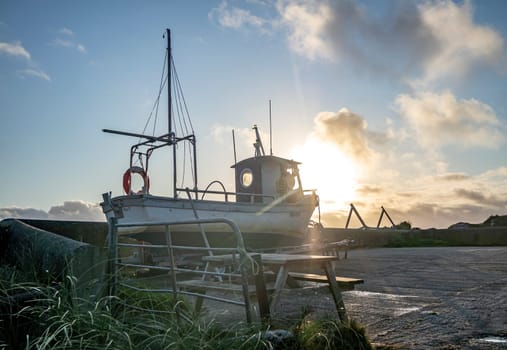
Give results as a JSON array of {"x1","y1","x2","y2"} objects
[{"x1": 291, "y1": 138, "x2": 359, "y2": 212}]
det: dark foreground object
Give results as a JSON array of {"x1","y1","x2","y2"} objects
[{"x1": 0, "y1": 219, "x2": 105, "y2": 292}]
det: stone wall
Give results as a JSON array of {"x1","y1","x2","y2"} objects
[{"x1": 322, "y1": 226, "x2": 507, "y2": 247}]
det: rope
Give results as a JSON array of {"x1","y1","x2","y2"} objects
[
  {"x1": 170, "y1": 57, "x2": 196, "y2": 187},
  {"x1": 173, "y1": 61, "x2": 195, "y2": 134}
]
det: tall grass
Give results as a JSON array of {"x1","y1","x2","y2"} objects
[
  {"x1": 1, "y1": 271, "x2": 266, "y2": 349},
  {"x1": 1, "y1": 265, "x2": 371, "y2": 349}
]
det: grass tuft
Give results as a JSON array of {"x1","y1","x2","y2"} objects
[{"x1": 293, "y1": 316, "x2": 373, "y2": 350}]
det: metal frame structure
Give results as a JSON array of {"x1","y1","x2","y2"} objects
[
  {"x1": 106, "y1": 216, "x2": 268, "y2": 323},
  {"x1": 103, "y1": 29, "x2": 198, "y2": 199},
  {"x1": 376, "y1": 205, "x2": 395, "y2": 228},
  {"x1": 345, "y1": 204, "x2": 396, "y2": 229}
]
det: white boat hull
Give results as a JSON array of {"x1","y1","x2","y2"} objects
[{"x1": 103, "y1": 193, "x2": 317, "y2": 245}]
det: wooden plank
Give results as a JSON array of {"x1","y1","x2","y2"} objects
[
  {"x1": 202, "y1": 253, "x2": 338, "y2": 265},
  {"x1": 178, "y1": 279, "x2": 275, "y2": 295},
  {"x1": 288, "y1": 272, "x2": 363, "y2": 291},
  {"x1": 260, "y1": 253, "x2": 338, "y2": 264}
]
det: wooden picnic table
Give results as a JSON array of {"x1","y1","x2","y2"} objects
[{"x1": 202, "y1": 253, "x2": 349, "y2": 322}]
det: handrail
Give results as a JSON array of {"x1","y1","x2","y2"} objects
[
  {"x1": 200, "y1": 180, "x2": 228, "y2": 201},
  {"x1": 114, "y1": 217, "x2": 246, "y2": 250}
]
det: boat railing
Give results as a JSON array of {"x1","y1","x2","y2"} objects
[
  {"x1": 106, "y1": 216, "x2": 266, "y2": 323},
  {"x1": 178, "y1": 186, "x2": 318, "y2": 203},
  {"x1": 176, "y1": 186, "x2": 275, "y2": 202}
]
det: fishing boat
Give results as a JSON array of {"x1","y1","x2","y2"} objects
[{"x1": 101, "y1": 29, "x2": 318, "y2": 249}]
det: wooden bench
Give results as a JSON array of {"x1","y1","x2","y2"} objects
[{"x1": 288, "y1": 272, "x2": 363, "y2": 291}]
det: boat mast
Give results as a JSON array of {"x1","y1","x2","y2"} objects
[
  {"x1": 166, "y1": 28, "x2": 178, "y2": 198},
  {"x1": 269, "y1": 100, "x2": 273, "y2": 156},
  {"x1": 167, "y1": 28, "x2": 172, "y2": 136}
]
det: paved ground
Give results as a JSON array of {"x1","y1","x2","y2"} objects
[
  {"x1": 305, "y1": 247, "x2": 507, "y2": 349},
  {"x1": 199, "y1": 247, "x2": 507, "y2": 349}
]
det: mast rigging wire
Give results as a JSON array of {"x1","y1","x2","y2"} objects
[
  {"x1": 136, "y1": 41, "x2": 196, "y2": 190},
  {"x1": 141, "y1": 50, "x2": 168, "y2": 139},
  {"x1": 170, "y1": 57, "x2": 196, "y2": 186}
]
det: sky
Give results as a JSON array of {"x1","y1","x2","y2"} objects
[{"x1": 1, "y1": 0, "x2": 506, "y2": 229}]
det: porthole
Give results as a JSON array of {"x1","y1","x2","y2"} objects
[{"x1": 240, "y1": 168, "x2": 253, "y2": 188}]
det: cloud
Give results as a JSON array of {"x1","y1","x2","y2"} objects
[
  {"x1": 17, "y1": 68, "x2": 51, "y2": 81},
  {"x1": 210, "y1": 124, "x2": 269, "y2": 151},
  {"x1": 0, "y1": 40, "x2": 51, "y2": 81},
  {"x1": 209, "y1": 1, "x2": 268, "y2": 31},
  {"x1": 277, "y1": 0, "x2": 435, "y2": 69},
  {"x1": 479, "y1": 167, "x2": 507, "y2": 182},
  {"x1": 276, "y1": 0, "x2": 335, "y2": 61},
  {"x1": 48, "y1": 200, "x2": 103, "y2": 220},
  {"x1": 396, "y1": 90, "x2": 505, "y2": 149},
  {"x1": 434, "y1": 173, "x2": 470, "y2": 182},
  {"x1": 454, "y1": 188, "x2": 506, "y2": 207},
  {"x1": 76, "y1": 44, "x2": 86, "y2": 53},
  {"x1": 285, "y1": 0, "x2": 503, "y2": 83},
  {"x1": 218, "y1": 0, "x2": 503, "y2": 84},
  {"x1": 401, "y1": 201, "x2": 506, "y2": 228},
  {"x1": 0, "y1": 200, "x2": 104, "y2": 221},
  {"x1": 0, "y1": 41, "x2": 31, "y2": 60},
  {"x1": 59, "y1": 27, "x2": 75, "y2": 36},
  {"x1": 51, "y1": 37, "x2": 87, "y2": 54},
  {"x1": 311, "y1": 108, "x2": 388, "y2": 161},
  {"x1": 364, "y1": 166, "x2": 506, "y2": 228},
  {"x1": 52, "y1": 38, "x2": 74, "y2": 48},
  {"x1": 51, "y1": 28, "x2": 87, "y2": 54},
  {"x1": 0, "y1": 207, "x2": 49, "y2": 220},
  {"x1": 416, "y1": 0, "x2": 504, "y2": 86},
  {"x1": 356, "y1": 185, "x2": 383, "y2": 195},
  {"x1": 277, "y1": 0, "x2": 434, "y2": 73}
]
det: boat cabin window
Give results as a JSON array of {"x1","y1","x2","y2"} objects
[
  {"x1": 240, "y1": 168, "x2": 253, "y2": 188},
  {"x1": 276, "y1": 167, "x2": 296, "y2": 195}
]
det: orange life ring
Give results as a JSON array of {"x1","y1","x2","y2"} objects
[{"x1": 123, "y1": 166, "x2": 150, "y2": 194}]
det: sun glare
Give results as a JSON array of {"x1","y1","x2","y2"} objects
[{"x1": 292, "y1": 138, "x2": 359, "y2": 212}]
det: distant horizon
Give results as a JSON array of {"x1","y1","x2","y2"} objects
[{"x1": 1, "y1": 200, "x2": 505, "y2": 230}]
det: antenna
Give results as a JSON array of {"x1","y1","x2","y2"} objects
[
  {"x1": 253, "y1": 124, "x2": 265, "y2": 157},
  {"x1": 232, "y1": 129, "x2": 237, "y2": 164},
  {"x1": 269, "y1": 100, "x2": 273, "y2": 156}
]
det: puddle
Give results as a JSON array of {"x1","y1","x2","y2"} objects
[
  {"x1": 458, "y1": 248, "x2": 503, "y2": 253},
  {"x1": 346, "y1": 291, "x2": 427, "y2": 317},
  {"x1": 479, "y1": 336, "x2": 507, "y2": 344},
  {"x1": 347, "y1": 290, "x2": 419, "y2": 299},
  {"x1": 393, "y1": 307, "x2": 421, "y2": 316}
]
